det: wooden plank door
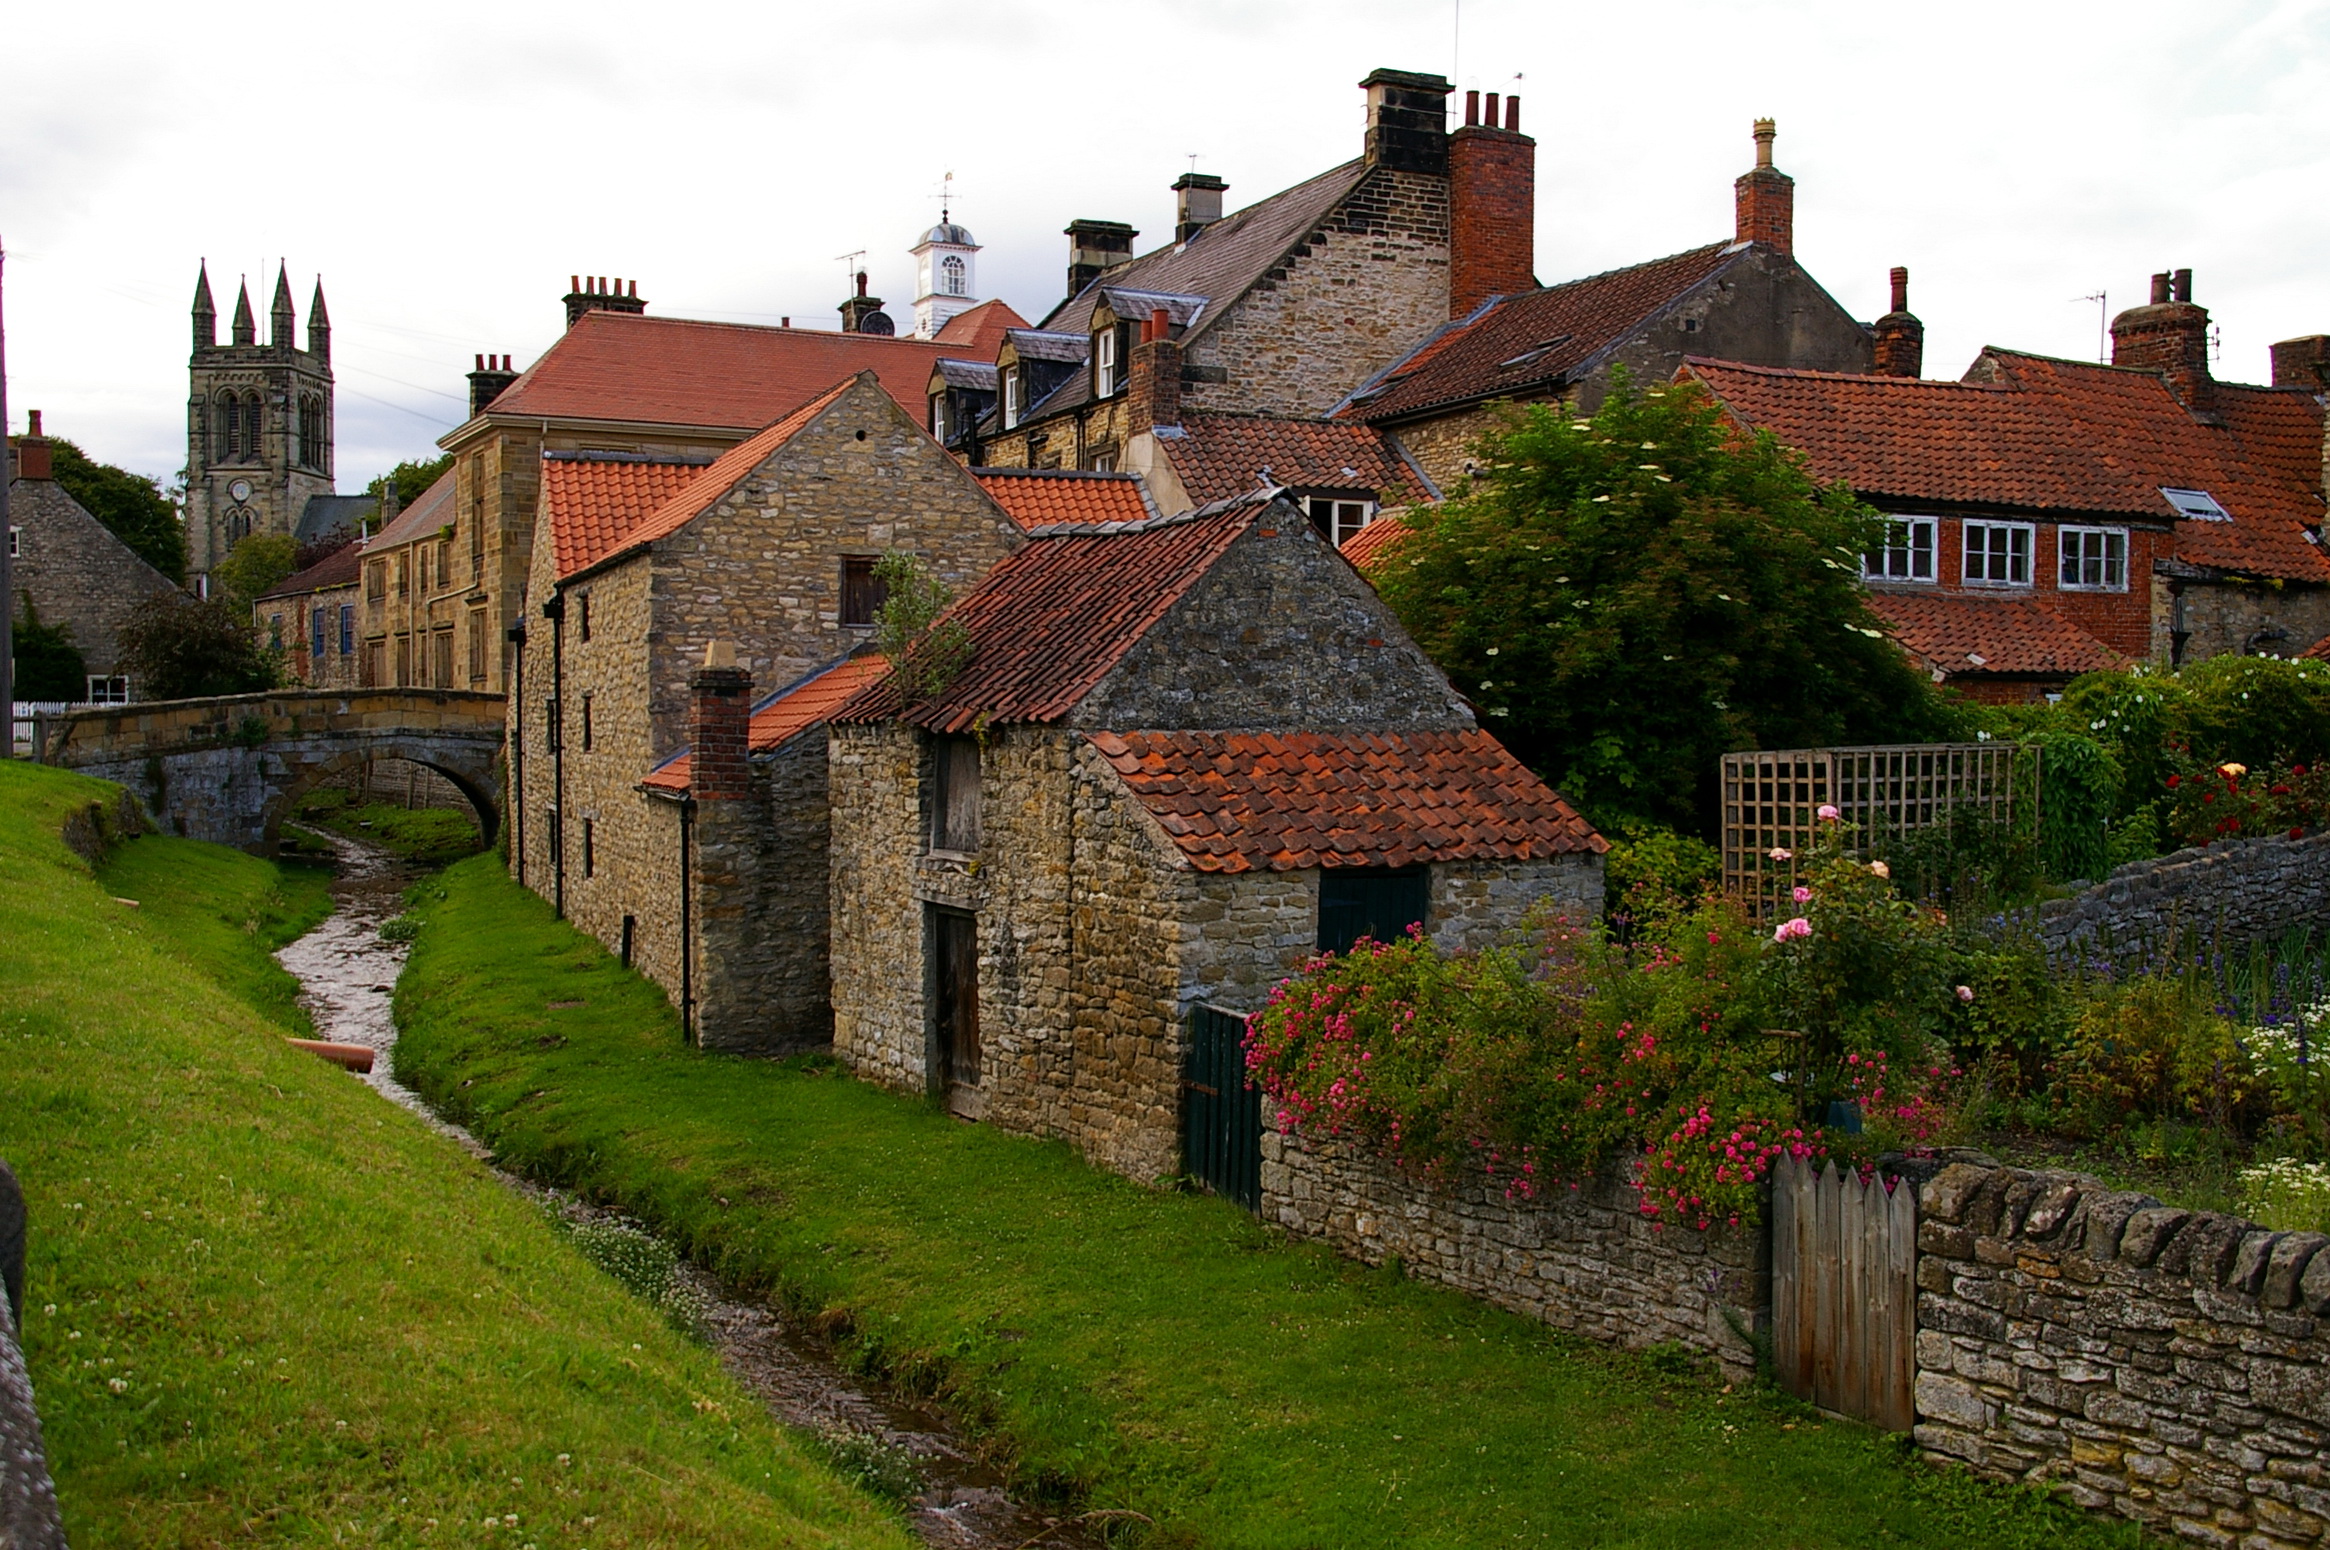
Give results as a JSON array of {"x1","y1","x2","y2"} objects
[
  {"x1": 1183, "y1": 1006, "x2": 1261, "y2": 1211},
  {"x1": 1772, "y1": 1155, "x2": 1916, "y2": 1430},
  {"x1": 933, "y1": 910, "x2": 981, "y2": 1120}
]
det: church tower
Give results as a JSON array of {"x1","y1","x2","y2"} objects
[
  {"x1": 185, "y1": 261, "x2": 337, "y2": 587},
  {"x1": 910, "y1": 202, "x2": 981, "y2": 339}
]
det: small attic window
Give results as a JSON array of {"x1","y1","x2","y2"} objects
[{"x1": 2161, "y1": 487, "x2": 2231, "y2": 522}]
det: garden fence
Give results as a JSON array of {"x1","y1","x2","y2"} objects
[
  {"x1": 1772, "y1": 1153, "x2": 1916, "y2": 1431},
  {"x1": 1720, "y1": 742, "x2": 2027, "y2": 916}
]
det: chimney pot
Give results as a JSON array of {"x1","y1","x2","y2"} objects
[
  {"x1": 2174, "y1": 268, "x2": 2193, "y2": 304},
  {"x1": 1465, "y1": 89, "x2": 1480, "y2": 126},
  {"x1": 571, "y1": 274, "x2": 580, "y2": 292},
  {"x1": 475, "y1": 353, "x2": 485, "y2": 371},
  {"x1": 857, "y1": 270, "x2": 869, "y2": 298},
  {"x1": 781, "y1": 316, "x2": 791, "y2": 328},
  {"x1": 1484, "y1": 92, "x2": 1500, "y2": 128},
  {"x1": 27, "y1": 410, "x2": 43, "y2": 437},
  {"x1": 1890, "y1": 266, "x2": 1909, "y2": 314},
  {"x1": 628, "y1": 280, "x2": 637, "y2": 298},
  {"x1": 1506, "y1": 95, "x2": 1520, "y2": 131},
  {"x1": 2151, "y1": 272, "x2": 2172, "y2": 305},
  {"x1": 1753, "y1": 118, "x2": 1776, "y2": 168},
  {"x1": 1151, "y1": 306, "x2": 1171, "y2": 342}
]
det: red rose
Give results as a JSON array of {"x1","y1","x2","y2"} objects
[
  {"x1": 2203, "y1": 790, "x2": 2215, "y2": 803},
  {"x1": 2167, "y1": 774, "x2": 2182, "y2": 788},
  {"x1": 2293, "y1": 827, "x2": 2306, "y2": 840},
  {"x1": 2296, "y1": 765, "x2": 2310, "y2": 777},
  {"x1": 2274, "y1": 785, "x2": 2292, "y2": 796}
]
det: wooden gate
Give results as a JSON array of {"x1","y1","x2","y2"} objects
[
  {"x1": 1772, "y1": 1154, "x2": 1917, "y2": 1430},
  {"x1": 1184, "y1": 1005, "x2": 1261, "y2": 1211}
]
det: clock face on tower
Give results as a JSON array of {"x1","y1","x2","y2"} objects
[{"x1": 228, "y1": 478, "x2": 253, "y2": 503}]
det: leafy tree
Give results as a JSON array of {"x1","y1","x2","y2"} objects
[
  {"x1": 10, "y1": 599, "x2": 87, "y2": 701},
  {"x1": 213, "y1": 533, "x2": 300, "y2": 613},
  {"x1": 872, "y1": 551, "x2": 971, "y2": 704},
  {"x1": 47, "y1": 439, "x2": 185, "y2": 582},
  {"x1": 117, "y1": 593, "x2": 280, "y2": 700},
  {"x1": 365, "y1": 455, "x2": 454, "y2": 511},
  {"x1": 1373, "y1": 377, "x2": 1958, "y2": 836}
]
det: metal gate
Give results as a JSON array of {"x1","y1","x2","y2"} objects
[
  {"x1": 1772, "y1": 1154, "x2": 1917, "y2": 1430},
  {"x1": 1184, "y1": 1005, "x2": 1261, "y2": 1211}
]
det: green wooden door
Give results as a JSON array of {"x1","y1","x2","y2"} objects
[{"x1": 1184, "y1": 1005, "x2": 1261, "y2": 1211}]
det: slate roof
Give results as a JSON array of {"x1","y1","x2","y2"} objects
[
  {"x1": 360, "y1": 471, "x2": 459, "y2": 551},
  {"x1": 474, "y1": 303, "x2": 1026, "y2": 431},
  {"x1": 1039, "y1": 160, "x2": 1371, "y2": 342},
  {"x1": 973, "y1": 469, "x2": 1157, "y2": 529},
  {"x1": 641, "y1": 654, "x2": 891, "y2": 794},
  {"x1": 540, "y1": 452, "x2": 714, "y2": 578},
  {"x1": 1338, "y1": 242, "x2": 1744, "y2": 423},
  {"x1": 1686, "y1": 353, "x2": 2330, "y2": 582},
  {"x1": 933, "y1": 358, "x2": 999, "y2": 391},
  {"x1": 294, "y1": 493, "x2": 383, "y2": 547},
  {"x1": 1866, "y1": 592, "x2": 2126, "y2": 679},
  {"x1": 1157, "y1": 413, "x2": 1437, "y2": 507},
  {"x1": 833, "y1": 493, "x2": 1272, "y2": 733},
  {"x1": 1339, "y1": 512, "x2": 1415, "y2": 571},
  {"x1": 1090, "y1": 728, "x2": 1605, "y2": 871},
  {"x1": 257, "y1": 539, "x2": 363, "y2": 601}
]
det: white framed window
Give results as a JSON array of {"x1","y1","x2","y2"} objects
[
  {"x1": 940, "y1": 254, "x2": 967, "y2": 297},
  {"x1": 930, "y1": 393, "x2": 949, "y2": 441},
  {"x1": 1963, "y1": 521, "x2": 2033, "y2": 587},
  {"x1": 1863, "y1": 516, "x2": 1936, "y2": 581},
  {"x1": 7, "y1": 525, "x2": 17, "y2": 557},
  {"x1": 1002, "y1": 367, "x2": 1022, "y2": 429},
  {"x1": 2160, "y1": 487, "x2": 2230, "y2": 522},
  {"x1": 2058, "y1": 526, "x2": 2129, "y2": 591},
  {"x1": 1094, "y1": 328, "x2": 1119, "y2": 397},
  {"x1": 1307, "y1": 497, "x2": 1376, "y2": 548},
  {"x1": 85, "y1": 675, "x2": 130, "y2": 705}
]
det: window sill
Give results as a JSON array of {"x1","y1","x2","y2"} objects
[
  {"x1": 1960, "y1": 580, "x2": 2034, "y2": 590},
  {"x1": 2057, "y1": 583, "x2": 2129, "y2": 594}
]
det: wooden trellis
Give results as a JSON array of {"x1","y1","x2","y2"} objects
[{"x1": 1720, "y1": 743, "x2": 2026, "y2": 916}]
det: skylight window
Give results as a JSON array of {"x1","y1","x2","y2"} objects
[
  {"x1": 1498, "y1": 335, "x2": 1574, "y2": 370},
  {"x1": 2160, "y1": 487, "x2": 2230, "y2": 522}
]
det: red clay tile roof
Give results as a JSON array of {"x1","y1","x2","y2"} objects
[
  {"x1": 478, "y1": 304, "x2": 1025, "y2": 431},
  {"x1": 2304, "y1": 632, "x2": 2330, "y2": 662},
  {"x1": 834, "y1": 496, "x2": 1266, "y2": 733},
  {"x1": 642, "y1": 655, "x2": 891, "y2": 794},
  {"x1": 567, "y1": 377, "x2": 861, "y2": 580},
  {"x1": 1339, "y1": 513, "x2": 1415, "y2": 572},
  {"x1": 1091, "y1": 728, "x2": 1604, "y2": 872},
  {"x1": 541, "y1": 454, "x2": 712, "y2": 578},
  {"x1": 1158, "y1": 414, "x2": 1436, "y2": 507},
  {"x1": 973, "y1": 469, "x2": 1156, "y2": 529},
  {"x1": 1340, "y1": 242, "x2": 1742, "y2": 424},
  {"x1": 361, "y1": 469, "x2": 459, "y2": 551},
  {"x1": 931, "y1": 299, "x2": 1024, "y2": 355},
  {"x1": 1865, "y1": 591, "x2": 2126, "y2": 679},
  {"x1": 257, "y1": 538, "x2": 363, "y2": 601},
  {"x1": 1686, "y1": 353, "x2": 2330, "y2": 582}
]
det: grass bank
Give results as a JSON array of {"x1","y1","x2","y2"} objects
[
  {"x1": 393, "y1": 854, "x2": 2149, "y2": 1550},
  {"x1": 0, "y1": 762, "x2": 907, "y2": 1549},
  {"x1": 291, "y1": 786, "x2": 485, "y2": 866}
]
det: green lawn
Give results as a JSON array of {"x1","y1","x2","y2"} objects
[
  {"x1": 392, "y1": 854, "x2": 2152, "y2": 1550},
  {"x1": 0, "y1": 762, "x2": 909, "y2": 1549},
  {"x1": 291, "y1": 787, "x2": 485, "y2": 867}
]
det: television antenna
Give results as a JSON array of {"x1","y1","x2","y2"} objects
[{"x1": 2074, "y1": 290, "x2": 2107, "y2": 362}]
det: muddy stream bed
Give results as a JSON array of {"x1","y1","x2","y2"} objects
[{"x1": 275, "y1": 828, "x2": 1107, "y2": 1549}]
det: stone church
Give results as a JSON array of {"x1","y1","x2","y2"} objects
[{"x1": 184, "y1": 263, "x2": 375, "y2": 590}]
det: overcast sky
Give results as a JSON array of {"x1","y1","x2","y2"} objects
[{"x1": 4, "y1": 0, "x2": 2325, "y2": 493}]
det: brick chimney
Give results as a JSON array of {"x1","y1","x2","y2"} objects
[
  {"x1": 689, "y1": 640, "x2": 754, "y2": 803},
  {"x1": 1360, "y1": 68, "x2": 1452, "y2": 175},
  {"x1": 562, "y1": 274, "x2": 648, "y2": 329},
  {"x1": 12, "y1": 409, "x2": 53, "y2": 481},
  {"x1": 1128, "y1": 308, "x2": 1182, "y2": 431},
  {"x1": 468, "y1": 353, "x2": 519, "y2": 417},
  {"x1": 1448, "y1": 89, "x2": 1536, "y2": 317},
  {"x1": 2270, "y1": 335, "x2": 2330, "y2": 390},
  {"x1": 2112, "y1": 268, "x2": 2213, "y2": 410},
  {"x1": 1871, "y1": 267, "x2": 1924, "y2": 378},
  {"x1": 1172, "y1": 173, "x2": 1227, "y2": 243},
  {"x1": 838, "y1": 271, "x2": 895, "y2": 336},
  {"x1": 1065, "y1": 219, "x2": 1138, "y2": 299},
  {"x1": 1734, "y1": 119, "x2": 1794, "y2": 254}
]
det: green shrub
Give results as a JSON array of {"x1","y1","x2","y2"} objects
[
  {"x1": 2060, "y1": 977, "x2": 2267, "y2": 1136},
  {"x1": 1603, "y1": 824, "x2": 1721, "y2": 925},
  {"x1": 2029, "y1": 732, "x2": 2119, "y2": 882},
  {"x1": 1946, "y1": 937, "x2": 2064, "y2": 1096}
]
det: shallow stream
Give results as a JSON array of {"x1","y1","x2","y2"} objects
[{"x1": 274, "y1": 828, "x2": 1102, "y2": 1549}]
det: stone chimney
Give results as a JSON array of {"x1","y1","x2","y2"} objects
[
  {"x1": 1448, "y1": 88, "x2": 1536, "y2": 317},
  {"x1": 2112, "y1": 268, "x2": 2213, "y2": 410},
  {"x1": 562, "y1": 275, "x2": 648, "y2": 330},
  {"x1": 2270, "y1": 335, "x2": 2330, "y2": 390},
  {"x1": 12, "y1": 410, "x2": 53, "y2": 481},
  {"x1": 838, "y1": 272, "x2": 895, "y2": 336},
  {"x1": 468, "y1": 353, "x2": 519, "y2": 417},
  {"x1": 1065, "y1": 219, "x2": 1138, "y2": 299},
  {"x1": 1734, "y1": 119, "x2": 1794, "y2": 254},
  {"x1": 1128, "y1": 308, "x2": 1182, "y2": 431},
  {"x1": 1360, "y1": 68, "x2": 1452, "y2": 175},
  {"x1": 1173, "y1": 174, "x2": 1227, "y2": 244},
  {"x1": 1871, "y1": 267, "x2": 1924, "y2": 378},
  {"x1": 689, "y1": 640, "x2": 754, "y2": 803}
]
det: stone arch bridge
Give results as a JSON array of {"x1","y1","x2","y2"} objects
[{"x1": 35, "y1": 690, "x2": 505, "y2": 855}]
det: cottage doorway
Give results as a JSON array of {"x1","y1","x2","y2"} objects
[
  {"x1": 932, "y1": 908, "x2": 982, "y2": 1119},
  {"x1": 1183, "y1": 1005, "x2": 1261, "y2": 1211}
]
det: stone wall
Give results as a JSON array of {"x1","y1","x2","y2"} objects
[
  {"x1": 2157, "y1": 572, "x2": 2330, "y2": 666},
  {"x1": 6, "y1": 474, "x2": 179, "y2": 681},
  {"x1": 1914, "y1": 1160, "x2": 2330, "y2": 1546},
  {"x1": 2035, "y1": 828, "x2": 2330, "y2": 956},
  {"x1": 1430, "y1": 856, "x2": 1603, "y2": 952},
  {"x1": 1264, "y1": 1131, "x2": 1767, "y2": 1382}
]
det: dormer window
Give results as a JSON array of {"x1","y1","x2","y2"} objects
[
  {"x1": 1094, "y1": 326, "x2": 1120, "y2": 398},
  {"x1": 930, "y1": 392, "x2": 950, "y2": 441},
  {"x1": 1002, "y1": 367, "x2": 1023, "y2": 429}
]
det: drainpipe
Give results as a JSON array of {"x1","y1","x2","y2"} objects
[
  {"x1": 678, "y1": 794, "x2": 695, "y2": 1044},
  {"x1": 542, "y1": 591, "x2": 566, "y2": 917},
  {"x1": 2169, "y1": 581, "x2": 2191, "y2": 668},
  {"x1": 506, "y1": 621, "x2": 526, "y2": 883}
]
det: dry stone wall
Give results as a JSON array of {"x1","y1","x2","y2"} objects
[
  {"x1": 1914, "y1": 1160, "x2": 2330, "y2": 1547},
  {"x1": 2036, "y1": 829, "x2": 2330, "y2": 957}
]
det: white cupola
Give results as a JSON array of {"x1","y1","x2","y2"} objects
[{"x1": 911, "y1": 206, "x2": 980, "y2": 339}]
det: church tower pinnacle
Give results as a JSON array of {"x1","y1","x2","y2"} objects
[
  {"x1": 230, "y1": 280, "x2": 257, "y2": 346},
  {"x1": 269, "y1": 264, "x2": 297, "y2": 347},
  {"x1": 192, "y1": 263, "x2": 217, "y2": 350}
]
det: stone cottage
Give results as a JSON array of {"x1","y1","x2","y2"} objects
[
  {"x1": 255, "y1": 539, "x2": 362, "y2": 689},
  {"x1": 509, "y1": 370, "x2": 1027, "y2": 1051},
  {"x1": 824, "y1": 488, "x2": 1604, "y2": 1183}
]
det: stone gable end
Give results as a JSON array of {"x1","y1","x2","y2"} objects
[{"x1": 7, "y1": 480, "x2": 178, "y2": 680}]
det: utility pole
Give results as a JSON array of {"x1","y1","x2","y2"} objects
[{"x1": 1, "y1": 237, "x2": 15, "y2": 759}]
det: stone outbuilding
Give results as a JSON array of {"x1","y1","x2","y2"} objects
[
  {"x1": 5, "y1": 416, "x2": 179, "y2": 700},
  {"x1": 824, "y1": 488, "x2": 1604, "y2": 1184},
  {"x1": 510, "y1": 370, "x2": 1027, "y2": 1053}
]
